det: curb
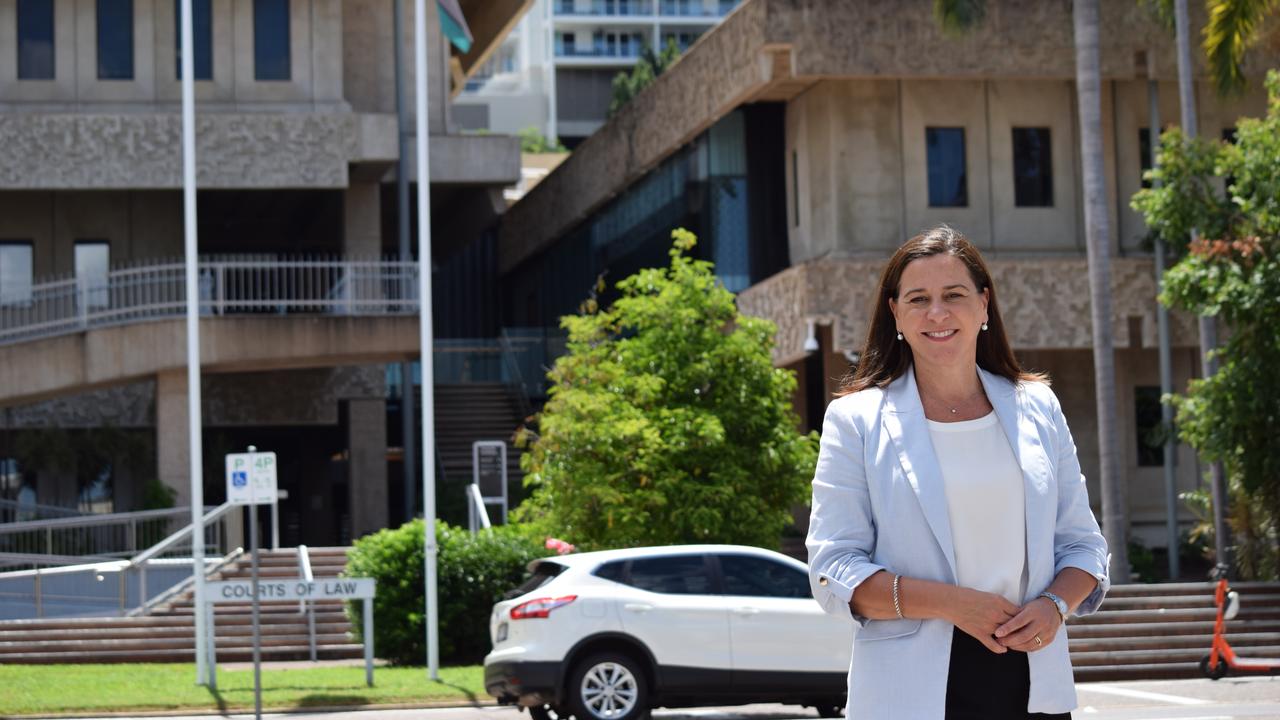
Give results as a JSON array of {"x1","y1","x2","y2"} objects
[{"x1": 3, "y1": 699, "x2": 501, "y2": 719}]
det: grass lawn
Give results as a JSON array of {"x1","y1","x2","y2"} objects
[{"x1": 0, "y1": 663, "x2": 489, "y2": 716}]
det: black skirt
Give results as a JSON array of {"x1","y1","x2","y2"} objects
[{"x1": 945, "y1": 627, "x2": 1072, "y2": 720}]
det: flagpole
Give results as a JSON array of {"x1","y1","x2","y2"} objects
[
  {"x1": 179, "y1": 0, "x2": 208, "y2": 686},
  {"x1": 413, "y1": 0, "x2": 440, "y2": 681}
]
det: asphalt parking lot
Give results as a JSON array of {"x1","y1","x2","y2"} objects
[{"x1": 62, "y1": 675, "x2": 1280, "y2": 720}]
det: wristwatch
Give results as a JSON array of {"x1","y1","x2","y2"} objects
[{"x1": 1039, "y1": 591, "x2": 1069, "y2": 624}]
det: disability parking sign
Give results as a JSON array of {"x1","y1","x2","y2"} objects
[{"x1": 225, "y1": 451, "x2": 278, "y2": 505}]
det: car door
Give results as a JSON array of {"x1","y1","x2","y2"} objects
[
  {"x1": 613, "y1": 553, "x2": 733, "y2": 692},
  {"x1": 716, "y1": 553, "x2": 853, "y2": 691}
]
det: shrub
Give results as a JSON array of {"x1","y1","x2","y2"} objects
[{"x1": 345, "y1": 520, "x2": 554, "y2": 665}]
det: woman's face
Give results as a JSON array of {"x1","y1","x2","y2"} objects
[{"x1": 888, "y1": 254, "x2": 990, "y2": 370}]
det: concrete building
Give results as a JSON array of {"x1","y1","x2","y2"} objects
[
  {"x1": 455, "y1": 0, "x2": 743, "y2": 145},
  {"x1": 495, "y1": 0, "x2": 1277, "y2": 560},
  {"x1": 0, "y1": 0, "x2": 529, "y2": 546}
]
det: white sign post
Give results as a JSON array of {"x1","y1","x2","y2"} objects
[
  {"x1": 206, "y1": 578, "x2": 377, "y2": 688},
  {"x1": 225, "y1": 449, "x2": 277, "y2": 720}
]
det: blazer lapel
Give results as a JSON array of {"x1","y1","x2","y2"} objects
[
  {"x1": 979, "y1": 368, "x2": 1053, "y2": 599},
  {"x1": 882, "y1": 369, "x2": 958, "y2": 583}
]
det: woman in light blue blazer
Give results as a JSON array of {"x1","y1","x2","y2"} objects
[{"x1": 806, "y1": 226, "x2": 1110, "y2": 719}]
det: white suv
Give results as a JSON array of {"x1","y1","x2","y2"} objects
[{"x1": 483, "y1": 544, "x2": 852, "y2": 720}]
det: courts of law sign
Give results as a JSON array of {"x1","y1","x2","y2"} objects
[{"x1": 207, "y1": 578, "x2": 375, "y2": 602}]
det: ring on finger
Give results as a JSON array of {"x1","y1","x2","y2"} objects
[{"x1": 1033, "y1": 635, "x2": 1042, "y2": 647}]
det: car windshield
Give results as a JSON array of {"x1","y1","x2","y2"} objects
[{"x1": 504, "y1": 560, "x2": 567, "y2": 599}]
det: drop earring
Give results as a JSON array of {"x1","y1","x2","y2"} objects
[
  {"x1": 896, "y1": 331, "x2": 904, "y2": 340},
  {"x1": 981, "y1": 322, "x2": 989, "y2": 331}
]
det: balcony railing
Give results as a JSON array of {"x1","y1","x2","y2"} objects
[
  {"x1": 556, "y1": 0, "x2": 654, "y2": 16},
  {"x1": 0, "y1": 256, "x2": 419, "y2": 347}
]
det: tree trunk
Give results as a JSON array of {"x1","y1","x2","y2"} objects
[{"x1": 1072, "y1": 0, "x2": 1131, "y2": 583}]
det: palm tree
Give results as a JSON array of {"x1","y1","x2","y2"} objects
[
  {"x1": 932, "y1": 0, "x2": 1131, "y2": 581},
  {"x1": 1072, "y1": 0, "x2": 1131, "y2": 584},
  {"x1": 1144, "y1": 0, "x2": 1279, "y2": 96}
]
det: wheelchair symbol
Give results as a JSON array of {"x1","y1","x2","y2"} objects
[{"x1": 232, "y1": 471, "x2": 248, "y2": 488}]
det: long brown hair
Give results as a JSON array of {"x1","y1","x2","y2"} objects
[{"x1": 839, "y1": 225, "x2": 1044, "y2": 396}]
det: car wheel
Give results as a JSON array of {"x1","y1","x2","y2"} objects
[
  {"x1": 815, "y1": 701, "x2": 845, "y2": 718},
  {"x1": 528, "y1": 704, "x2": 572, "y2": 720},
  {"x1": 1199, "y1": 654, "x2": 1229, "y2": 680},
  {"x1": 566, "y1": 652, "x2": 649, "y2": 720}
]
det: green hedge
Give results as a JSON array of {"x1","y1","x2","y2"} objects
[{"x1": 345, "y1": 520, "x2": 555, "y2": 665}]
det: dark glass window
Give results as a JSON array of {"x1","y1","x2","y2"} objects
[
  {"x1": 97, "y1": 0, "x2": 134, "y2": 80},
  {"x1": 1012, "y1": 127, "x2": 1053, "y2": 207},
  {"x1": 926, "y1": 127, "x2": 968, "y2": 207},
  {"x1": 627, "y1": 555, "x2": 712, "y2": 595},
  {"x1": 17, "y1": 0, "x2": 55, "y2": 80},
  {"x1": 253, "y1": 0, "x2": 291, "y2": 81},
  {"x1": 593, "y1": 560, "x2": 627, "y2": 583},
  {"x1": 1139, "y1": 128, "x2": 1154, "y2": 189},
  {"x1": 174, "y1": 0, "x2": 213, "y2": 80},
  {"x1": 503, "y1": 561, "x2": 565, "y2": 599},
  {"x1": 718, "y1": 555, "x2": 811, "y2": 598},
  {"x1": 1135, "y1": 386, "x2": 1164, "y2": 467}
]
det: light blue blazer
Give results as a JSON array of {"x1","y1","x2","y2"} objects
[{"x1": 806, "y1": 366, "x2": 1110, "y2": 718}]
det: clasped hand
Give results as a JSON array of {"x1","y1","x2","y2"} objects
[{"x1": 951, "y1": 588, "x2": 1060, "y2": 654}]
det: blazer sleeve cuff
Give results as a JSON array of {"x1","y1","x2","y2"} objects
[
  {"x1": 812, "y1": 563, "x2": 886, "y2": 627},
  {"x1": 1056, "y1": 551, "x2": 1111, "y2": 617}
]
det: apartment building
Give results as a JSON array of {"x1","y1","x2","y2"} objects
[
  {"x1": 496, "y1": 0, "x2": 1277, "y2": 553},
  {"x1": 0, "y1": 0, "x2": 528, "y2": 546},
  {"x1": 455, "y1": 0, "x2": 742, "y2": 145}
]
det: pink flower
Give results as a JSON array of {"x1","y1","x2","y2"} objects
[{"x1": 545, "y1": 537, "x2": 576, "y2": 555}]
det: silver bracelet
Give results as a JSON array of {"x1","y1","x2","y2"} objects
[{"x1": 892, "y1": 573, "x2": 904, "y2": 619}]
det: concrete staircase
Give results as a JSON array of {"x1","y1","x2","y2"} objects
[
  {"x1": 434, "y1": 383, "x2": 527, "y2": 500},
  {"x1": 1069, "y1": 581, "x2": 1280, "y2": 681},
  {"x1": 0, "y1": 547, "x2": 363, "y2": 664}
]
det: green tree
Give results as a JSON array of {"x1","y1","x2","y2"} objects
[
  {"x1": 1131, "y1": 70, "x2": 1280, "y2": 579},
  {"x1": 608, "y1": 40, "x2": 682, "y2": 118},
  {"x1": 514, "y1": 229, "x2": 818, "y2": 550},
  {"x1": 1142, "y1": 0, "x2": 1279, "y2": 96},
  {"x1": 517, "y1": 126, "x2": 568, "y2": 154}
]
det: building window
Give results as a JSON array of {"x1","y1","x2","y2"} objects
[
  {"x1": 926, "y1": 127, "x2": 968, "y2": 207},
  {"x1": 174, "y1": 0, "x2": 213, "y2": 80},
  {"x1": 97, "y1": 0, "x2": 134, "y2": 80},
  {"x1": 0, "y1": 242, "x2": 34, "y2": 305},
  {"x1": 75, "y1": 241, "x2": 111, "y2": 310},
  {"x1": 253, "y1": 0, "x2": 291, "y2": 81},
  {"x1": 1135, "y1": 386, "x2": 1165, "y2": 467},
  {"x1": 1012, "y1": 127, "x2": 1053, "y2": 207},
  {"x1": 17, "y1": 0, "x2": 55, "y2": 80}
]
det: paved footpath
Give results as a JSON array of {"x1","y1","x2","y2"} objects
[{"x1": 58, "y1": 676, "x2": 1280, "y2": 720}]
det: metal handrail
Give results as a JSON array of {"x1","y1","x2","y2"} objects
[
  {"x1": 131, "y1": 503, "x2": 235, "y2": 566},
  {"x1": 130, "y1": 548, "x2": 243, "y2": 617},
  {"x1": 297, "y1": 545, "x2": 317, "y2": 661},
  {"x1": 0, "y1": 506, "x2": 198, "y2": 534},
  {"x1": 467, "y1": 483, "x2": 493, "y2": 533},
  {"x1": 132, "y1": 502, "x2": 236, "y2": 605},
  {"x1": 0, "y1": 256, "x2": 420, "y2": 347},
  {"x1": 0, "y1": 498, "x2": 84, "y2": 521},
  {"x1": 498, "y1": 328, "x2": 534, "y2": 420}
]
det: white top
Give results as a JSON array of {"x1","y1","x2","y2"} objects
[{"x1": 927, "y1": 410, "x2": 1028, "y2": 605}]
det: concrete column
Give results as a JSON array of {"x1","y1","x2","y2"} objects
[
  {"x1": 346, "y1": 398, "x2": 389, "y2": 538},
  {"x1": 155, "y1": 370, "x2": 192, "y2": 509},
  {"x1": 343, "y1": 182, "x2": 383, "y2": 258}
]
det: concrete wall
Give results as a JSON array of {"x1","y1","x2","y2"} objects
[
  {"x1": 0, "y1": 0, "x2": 344, "y2": 109},
  {"x1": 784, "y1": 75, "x2": 1268, "y2": 264}
]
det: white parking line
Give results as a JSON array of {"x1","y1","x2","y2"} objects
[{"x1": 1078, "y1": 685, "x2": 1212, "y2": 706}]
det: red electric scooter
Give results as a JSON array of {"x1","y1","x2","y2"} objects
[{"x1": 1200, "y1": 565, "x2": 1280, "y2": 679}]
